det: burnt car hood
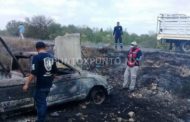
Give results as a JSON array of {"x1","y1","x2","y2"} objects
[
  {"x1": 57, "y1": 60, "x2": 110, "y2": 87},
  {"x1": 80, "y1": 71, "x2": 109, "y2": 86}
]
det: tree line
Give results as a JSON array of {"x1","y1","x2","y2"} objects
[{"x1": 0, "y1": 15, "x2": 157, "y2": 46}]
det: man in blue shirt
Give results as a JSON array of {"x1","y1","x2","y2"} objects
[
  {"x1": 23, "y1": 42, "x2": 57, "y2": 122},
  {"x1": 113, "y1": 22, "x2": 123, "y2": 50},
  {"x1": 18, "y1": 24, "x2": 25, "y2": 40}
]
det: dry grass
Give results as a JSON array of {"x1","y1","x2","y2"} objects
[{"x1": 1, "y1": 36, "x2": 35, "y2": 52}]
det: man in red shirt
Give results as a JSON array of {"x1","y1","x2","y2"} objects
[{"x1": 123, "y1": 41, "x2": 142, "y2": 91}]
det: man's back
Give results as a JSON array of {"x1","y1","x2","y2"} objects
[
  {"x1": 22, "y1": 41, "x2": 57, "y2": 122},
  {"x1": 31, "y1": 52, "x2": 57, "y2": 89}
]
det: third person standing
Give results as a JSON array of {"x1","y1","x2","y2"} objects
[{"x1": 113, "y1": 22, "x2": 123, "y2": 50}]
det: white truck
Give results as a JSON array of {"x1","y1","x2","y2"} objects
[{"x1": 157, "y1": 14, "x2": 190, "y2": 52}]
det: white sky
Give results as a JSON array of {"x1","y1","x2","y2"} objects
[{"x1": 0, "y1": 0, "x2": 190, "y2": 34}]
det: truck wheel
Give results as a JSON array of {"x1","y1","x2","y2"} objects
[
  {"x1": 90, "y1": 88, "x2": 107, "y2": 105},
  {"x1": 180, "y1": 42, "x2": 190, "y2": 53}
]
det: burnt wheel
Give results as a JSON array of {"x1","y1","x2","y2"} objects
[
  {"x1": 180, "y1": 42, "x2": 190, "y2": 53},
  {"x1": 90, "y1": 88, "x2": 107, "y2": 105}
]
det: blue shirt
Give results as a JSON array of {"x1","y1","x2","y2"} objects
[
  {"x1": 113, "y1": 25, "x2": 123, "y2": 37},
  {"x1": 31, "y1": 52, "x2": 57, "y2": 89},
  {"x1": 18, "y1": 25, "x2": 25, "y2": 33}
]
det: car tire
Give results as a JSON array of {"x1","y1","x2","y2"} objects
[{"x1": 90, "y1": 87, "x2": 107, "y2": 105}]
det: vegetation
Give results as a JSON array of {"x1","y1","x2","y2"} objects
[{"x1": 0, "y1": 15, "x2": 157, "y2": 48}]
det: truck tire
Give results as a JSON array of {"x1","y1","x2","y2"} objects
[{"x1": 180, "y1": 42, "x2": 190, "y2": 53}]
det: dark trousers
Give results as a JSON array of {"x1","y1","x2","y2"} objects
[
  {"x1": 34, "y1": 88, "x2": 50, "y2": 122},
  {"x1": 114, "y1": 36, "x2": 123, "y2": 49}
]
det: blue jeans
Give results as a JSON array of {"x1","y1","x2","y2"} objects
[{"x1": 34, "y1": 88, "x2": 50, "y2": 122}]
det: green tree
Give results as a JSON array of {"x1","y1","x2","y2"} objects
[
  {"x1": 79, "y1": 27, "x2": 93, "y2": 42},
  {"x1": 25, "y1": 15, "x2": 54, "y2": 39},
  {"x1": 48, "y1": 23, "x2": 63, "y2": 39}
]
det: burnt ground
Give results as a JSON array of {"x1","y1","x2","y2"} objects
[{"x1": 5, "y1": 47, "x2": 190, "y2": 122}]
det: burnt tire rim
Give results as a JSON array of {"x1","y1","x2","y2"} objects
[{"x1": 92, "y1": 89, "x2": 106, "y2": 105}]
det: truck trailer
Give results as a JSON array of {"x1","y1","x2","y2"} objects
[{"x1": 157, "y1": 14, "x2": 190, "y2": 52}]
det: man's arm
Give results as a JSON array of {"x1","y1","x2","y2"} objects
[
  {"x1": 23, "y1": 74, "x2": 35, "y2": 92},
  {"x1": 125, "y1": 50, "x2": 129, "y2": 66},
  {"x1": 113, "y1": 27, "x2": 116, "y2": 36},
  {"x1": 121, "y1": 26, "x2": 123, "y2": 35},
  {"x1": 23, "y1": 56, "x2": 38, "y2": 92}
]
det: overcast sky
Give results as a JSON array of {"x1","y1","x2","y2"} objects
[{"x1": 0, "y1": 0, "x2": 189, "y2": 34}]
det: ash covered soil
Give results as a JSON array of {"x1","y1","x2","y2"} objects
[{"x1": 5, "y1": 47, "x2": 190, "y2": 122}]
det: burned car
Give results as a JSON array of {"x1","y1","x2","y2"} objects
[
  {"x1": 0, "y1": 37, "x2": 112, "y2": 118},
  {"x1": 0, "y1": 52, "x2": 112, "y2": 113}
]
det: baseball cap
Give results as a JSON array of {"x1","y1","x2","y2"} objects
[{"x1": 35, "y1": 41, "x2": 46, "y2": 49}]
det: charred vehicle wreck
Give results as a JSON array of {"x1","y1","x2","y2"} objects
[{"x1": 0, "y1": 37, "x2": 112, "y2": 118}]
